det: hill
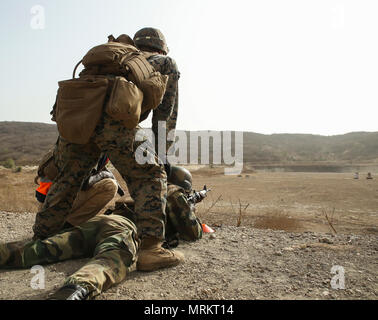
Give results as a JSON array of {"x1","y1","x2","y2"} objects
[
  {"x1": 242, "y1": 131, "x2": 378, "y2": 163},
  {"x1": 1, "y1": 121, "x2": 378, "y2": 166},
  {"x1": 0, "y1": 122, "x2": 58, "y2": 165}
]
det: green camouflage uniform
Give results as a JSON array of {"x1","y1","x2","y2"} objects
[
  {"x1": 0, "y1": 214, "x2": 139, "y2": 299},
  {"x1": 33, "y1": 53, "x2": 178, "y2": 241},
  {"x1": 145, "y1": 54, "x2": 180, "y2": 156},
  {"x1": 0, "y1": 187, "x2": 200, "y2": 299},
  {"x1": 165, "y1": 185, "x2": 202, "y2": 242},
  {"x1": 33, "y1": 112, "x2": 167, "y2": 241},
  {"x1": 112, "y1": 184, "x2": 202, "y2": 243}
]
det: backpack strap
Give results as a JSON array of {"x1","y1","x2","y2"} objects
[
  {"x1": 72, "y1": 59, "x2": 83, "y2": 79},
  {"x1": 121, "y1": 54, "x2": 155, "y2": 86}
]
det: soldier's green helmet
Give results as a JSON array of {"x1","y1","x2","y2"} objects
[
  {"x1": 167, "y1": 166, "x2": 192, "y2": 192},
  {"x1": 133, "y1": 27, "x2": 169, "y2": 55}
]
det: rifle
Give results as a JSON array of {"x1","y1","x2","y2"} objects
[{"x1": 187, "y1": 185, "x2": 211, "y2": 205}]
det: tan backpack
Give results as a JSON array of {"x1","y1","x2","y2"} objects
[
  {"x1": 77, "y1": 37, "x2": 168, "y2": 112},
  {"x1": 54, "y1": 35, "x2": 168, "y2": 144}
]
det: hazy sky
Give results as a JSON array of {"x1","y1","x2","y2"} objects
[{"x1": 0, "y1": 0, "x2": 377, "y2": 135}]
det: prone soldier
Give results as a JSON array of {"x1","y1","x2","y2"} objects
[{"x1": 0, "y1": 167, "x2": 209, "y2": 300}]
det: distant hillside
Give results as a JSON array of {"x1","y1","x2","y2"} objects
[
  {"x1": 0, "y1": 122, "x2": 58, "y2": 165},
  {"x1": 0, "y1": 121, "x2": 378, "y2": 166},
  {"x1": 242, "y1": 131, "x2": 378, "y2": 163}
]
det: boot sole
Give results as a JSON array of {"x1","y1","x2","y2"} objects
[{"x1": 136, "y1": 259, "x2": 183, "y2": 272}]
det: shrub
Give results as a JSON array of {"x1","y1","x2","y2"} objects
[
  {"x1": 14, "y1": 166, "x2": 22, "y2": 173},
  {"x1": 3, "y1": 158, "x2": 15, "y2": 169}
]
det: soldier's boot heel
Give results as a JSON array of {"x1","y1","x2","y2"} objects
[
  {"x1": 136, "y1": 237, "x2": 185, "y2": 272},
  {"x1": 0, "y1": 243, "x2": 24, "y2": 267}
]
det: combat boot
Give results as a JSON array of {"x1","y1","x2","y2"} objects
[
  {"x1": 48, "y1": 284, "x2": 90, "y2": 300},
  {"x1": 137, "y1": 236, "x2": 185, "y2": 272}
]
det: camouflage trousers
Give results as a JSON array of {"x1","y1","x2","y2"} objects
[
  {"x1": 33, "y1": 112, "x2": 167, "y2": 240},
  {"x1": 0, "y1": 215, "x2": 139, "y2": 299}
]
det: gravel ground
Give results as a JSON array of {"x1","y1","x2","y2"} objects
[{"x1": 0, "y1": 211, "x2": 377, "y2": 300}]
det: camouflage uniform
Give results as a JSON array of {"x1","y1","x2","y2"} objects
[
  {"x1": 146, "y1": 55, "x2": 180, "y2": 156},
  {"x1": 33, "y1": 112, "x2": 167, "y2": 242},
  {"x1": 0, "y1": 214, "x2": 139, "y2": 299},
  {"x1": 165, "y1": 185, "x2": 202, "y2": 242},
  {"x1": 112, "y1": 184, "x2": 202, "y2": 245},
  {"x1": 0, "y1": 186, "x2": 200, "y2": 299},
  {"x1": 133, "y1": 28, "x2": 180, "y2": 158}
]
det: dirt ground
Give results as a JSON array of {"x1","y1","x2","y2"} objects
[{"x1": 0, "y1": 166, "x2": 377, "y2": 300}]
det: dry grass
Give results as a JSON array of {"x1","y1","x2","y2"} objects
[
  {"x1": 237, "y1": 200, "x2": 250, "y2": 227},
  {"x1": 228, "y1": 199, "x2": 250, "y2": 227},
  {"x1": 0, "y1": 167, "x2": 40, "y2": 212},
  {"x1": 252, "y1": 209, "x2": 303, "y2": 232},
  {"x1": 322, "y1": 207, "x2": 338, "y2": 234},
  {"x1": 194, "y1": 190, "x2": 305, "y2": 232},
  {"x1": 2, "y1": 166, "x2": 378, "y2": 236}
]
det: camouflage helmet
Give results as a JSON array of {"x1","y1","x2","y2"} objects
[
  {"x1": 167, "y1": 166, "x2": 192, "y2": 192},
  {"x1": 133, "y1": 27, "x2": 169, "y2": 55}
]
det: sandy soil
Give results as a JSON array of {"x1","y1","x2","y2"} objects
[{"x1": 0, "y1": 167, "x2": 377, "y2": 300}]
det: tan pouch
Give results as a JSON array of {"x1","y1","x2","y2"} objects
[
  {"x1": 56, "y1": 76, "x2": 109, "y2": 144},
  {"x1": 139, "y1": 72, "x2": 169, "y2": 113},
  {"x1": 36, "y1": 148, "x2": 59, "y2": 181},
  {"x1": 106, "y1": 76, "x2": 143, "y2": 129}
]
